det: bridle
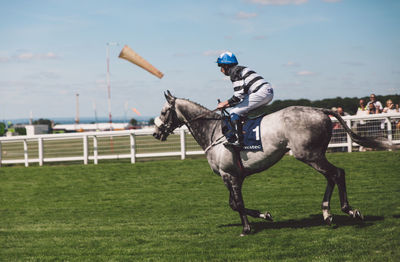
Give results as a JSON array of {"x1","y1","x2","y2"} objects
[{"x1": 154, "y1": 101, "x2": 182, "y2": 137}]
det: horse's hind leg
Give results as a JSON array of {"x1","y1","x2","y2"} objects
[
  {"x1": 321, "y1": 176, "x2": 335, "y2": 224},
  {"x1": 302, "y1": 156, "x2": 363, "y2": 224},
  {"x1": 306, "y1": 159, "x2": 335, "y2": 224},
  {"x1": 333, "y1": 164, "x2": 364, "y2": 220}
]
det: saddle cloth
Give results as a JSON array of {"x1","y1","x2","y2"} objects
[
  {"x1": 222, "y1": 116, "x2": 263, "y2": 151},
  {"x1": 242, "y1": 116, "x2": 263, "y2": 151}
]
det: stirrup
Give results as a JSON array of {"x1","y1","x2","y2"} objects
[{"x1": 223, "y1": 140, "x2": 242, "y2": 149}]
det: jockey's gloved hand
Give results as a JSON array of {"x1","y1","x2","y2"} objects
[{"x1": 217, "y1": 101, "x2": 229, "y2": 109}]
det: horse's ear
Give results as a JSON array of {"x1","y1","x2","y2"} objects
[{"x1": 164, "y1": 90, "x2": 175, "y2": 105}]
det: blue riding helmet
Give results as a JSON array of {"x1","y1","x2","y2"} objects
[{"x1": 217, "y1": 51, "x2": 238, "y2": 65}]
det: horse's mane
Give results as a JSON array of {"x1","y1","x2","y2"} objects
[
  {"x1": 180, "y1": 98, "x2": 209, "y2": 110},
  {"x1": 178, "y1": 98, "x2": 219, "y2": 115},
  {"x1": 175, "y1": 98, "x2": 221, "y2": 119}
]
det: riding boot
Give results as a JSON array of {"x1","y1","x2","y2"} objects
[{"x1": 224, "y1": 119, "x2": 243, "y2": 149}]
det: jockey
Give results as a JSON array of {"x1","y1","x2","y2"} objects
[{"x1": 216, "y1": 51, "x2": 274, "y2": 148}]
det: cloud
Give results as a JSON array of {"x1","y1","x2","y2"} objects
[
  {"x1": 236, "y1": 11, "x2": 258, "y2": 20},
  {"x1": 18, "y1": 52, "x2": 59, "y2": 61},
  {"x1": 0, "y1": 52, "x2": 60, "y2": 63},
  {"x1": 17, "y1": 53, "x2": 35, "y2": 60},
  {"x1": 296, "y1": 70, "x2": 316, "y2": 76},
  {"x1": 247, "y1": 0, "x2": 308, "y2": 5},
  {"x1": 283, "y1": 61, "x2": 300, "y2": 67}
]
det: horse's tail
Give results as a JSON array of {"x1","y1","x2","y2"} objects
[{"x1": 320, "y1": 108, "x2": 400, "y2": 150}]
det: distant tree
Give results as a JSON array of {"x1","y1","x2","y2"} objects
[
  {"x1": 129, "y1": 118, "x2": 138, "y2": 126},
  {"x1": 33, "y1": 118, "x2": 53, "y2": 131},
  {"x1": 148, "y1": 118, "x2": 155, "y2": 125},
  {"x1": 0, "y1": 122, "x2": 5, "y2": 136},
  {"x1": 14, "y1": 127, "x2": 26, "y2": 136}
]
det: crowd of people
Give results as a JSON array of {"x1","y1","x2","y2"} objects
[
  {"x1": 330, "y1": 94, "x2": 400, "y2": 152},
  {"x1": 355, "y1": 94, "x2": 399, "y2": 116}
]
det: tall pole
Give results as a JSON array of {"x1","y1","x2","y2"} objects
[
  {"x1": 106, "y1": 42, "x2": 118, "y2": 131},
  {"x1": 92, "y1": 100, "x2": 98, "y2": 130},
  {"x1": 75, "y1": 93, "x2": 79, "y2": 124}
]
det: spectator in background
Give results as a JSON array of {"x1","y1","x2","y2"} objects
[
  {"x1": 383, "y1": 99, "x2": 397, "y2": 113},
  {"x1": 337, "y1": 106, "x2": 349, "y2": 116},
  {"x1": 355, "y1": 100, "x2": 368, "y2": 143},
  {"x1": 367, "y1": 102, "x2": 378, "y2": 114},
  {"x1": 397, "y1": 101, "x2": 400, "y2": 131},
  {"x1": 356, "y1": 99, "x2": 368, "y2": 116},
  {"x1": 365, "y1": 102, "x2": 383, "y2": 140},
  {"x1": 382, "y1": 99, "x2": 400, "y2": 134},
  {"x1": 366, "y1": 94, "x2": 383, "y2": 113}
]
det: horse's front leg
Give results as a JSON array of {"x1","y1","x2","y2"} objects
[{"x1": 222, "y1": 174, "x2": 251, "y2": 236}]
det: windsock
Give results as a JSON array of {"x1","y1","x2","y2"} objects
[{"x1": 119, "y1": 45, "x2": 164, "y2": 79}]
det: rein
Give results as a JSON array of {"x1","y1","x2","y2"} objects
[{"x1": 181, "y1": 108, "x2": 226, "y2": 153}]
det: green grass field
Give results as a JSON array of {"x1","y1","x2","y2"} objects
[{"x1": 0, "y1": 151, "x2": 399, "y2": 261}]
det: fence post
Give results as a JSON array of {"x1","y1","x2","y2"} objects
[
  {"x1": 386, "y1": 117, "x2": 392, "y2": 151},
  {"x1": 93, "y1": 135, "x2": 98, "y2": 164},
  {"x1": 83, "y1": 135, "x2": 88, "y2": 165},
  {"x1": 180, "y1": 129, "x2": 186, "y2": 160},
  {"x1": 130, "y1": 133, "x2": 136, "y2": 164},
  {"x1": 23, "y1": 139, "x2": 29, "y2": 167},
  {"x1": 346, "y1": 119, "x2": 352, "y2": 152},
  {"x1": 38, "y1": 137, "x2": 44, "y2": 166}
]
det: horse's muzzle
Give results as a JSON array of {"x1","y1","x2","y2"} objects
[{"x1": 153, "y1": 132, "x2": 168, "y2": 141}]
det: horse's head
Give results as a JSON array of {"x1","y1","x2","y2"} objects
[{"x1": 153, "y1": 91, "x2": 183, "y2": 141}]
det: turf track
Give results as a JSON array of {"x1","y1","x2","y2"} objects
[{"x1": 0, "y1": 151, "x2": 399, "y2": 261}]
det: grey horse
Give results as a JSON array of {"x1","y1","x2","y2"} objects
[{"x1": 153, "y1": 91, "x2": 397, "y2": 236}]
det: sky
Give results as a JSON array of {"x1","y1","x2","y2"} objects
[{"x1": 1, "y1": 0, "x2": 399, "y2": 120}]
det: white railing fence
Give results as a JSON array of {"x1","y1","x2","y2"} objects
[
  {"x1": 328, "y1": 112, "x2": 400, "y2": 152},
  {"x1": 1, "y1": 113, "x2": 399, "y2": 167}
]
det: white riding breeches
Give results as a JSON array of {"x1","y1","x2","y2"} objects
[{"x1": 230, "y1": 83, "x2": 273, "y2": 116}]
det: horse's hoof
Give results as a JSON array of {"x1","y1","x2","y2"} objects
[
  {"x1": 240, "y1": 227, "x2": 251, "y2": 236},
  {"x1": 324, "y1": 215, "x2": 333, "y2": 226},
  {"x1": 349, "y1": 209, "x2": 364, "y2": 220},
  {"x1": 240, "y1": 231, "x2": 250, "y2": 237},
  {"x1": 354, "y1": 210, "x2": 364, "y2": 220},
  {"x1": 263, "y1": 211, "x2": 273, "y2": 222}
]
